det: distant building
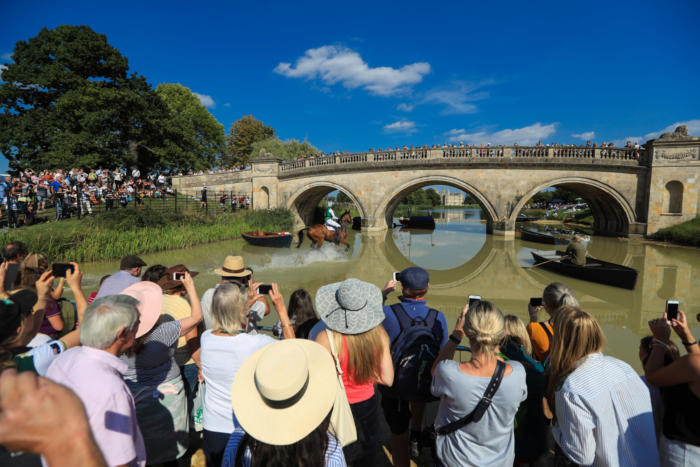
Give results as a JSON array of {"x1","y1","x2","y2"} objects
[{"x1": 440, "y1": 188, "x2": 464, "y2": 206}]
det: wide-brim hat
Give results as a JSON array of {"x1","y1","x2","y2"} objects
[
  {"x1": 213, "y1": 256, "x2": 250, "y2": 277},
  {"x1": 231, "y1": 339, "x2": 336, "y2": 446},
  {"x1": 315, "y1": 278, "x2": 385, "y2": 335},
  {"x1": 161, "y1": 294, "x2": 191, "y2": 349},
  {"x1": 121, "y1": 281, "x2": 164, "y2": 338},
  {"x1": 157, "y1": 264, "x2": 199, "y2": 290}
]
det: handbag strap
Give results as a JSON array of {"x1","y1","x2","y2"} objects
[
  {"x1": 326, "y1": 330, "x2": 347, "y2": 389},
  {"x1": 436, "y1": 360, "x2": 506, "y2": 435}
]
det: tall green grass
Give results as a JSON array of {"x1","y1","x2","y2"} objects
[
  {"x1": 0, "y1": 208, "x2": 294, "y2": 262},
  {"x1": 648, "y1": 216, "x2": 700, "y2": 247}
]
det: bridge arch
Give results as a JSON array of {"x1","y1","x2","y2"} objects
[
  {"x1": 509, "y1": 177, "x2": 636, "y2": 236},
  {"x1": 374, "y1": 175, "x2": 498, "y2": 232},
  {"x1": 286, "y1": 181, "x2": 367, "y2": 226}
]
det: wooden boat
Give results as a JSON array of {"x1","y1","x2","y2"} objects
[
  {"x1": 515, "y1": 213, "x2": 538, "y2": 222},
  {"x1": 242, "y1": 231, "x2": 293, "y2": 248},
  {"x1": 398, "y1": 216, "x2": 436, "y2": 229},
  {"x1": 520, "y1": 229, "x2": 567, "y2": 245},
  {"x1": 530, "y1": 251, "x2": 638, "y2": 290}
]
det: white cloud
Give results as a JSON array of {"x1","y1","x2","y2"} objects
[
  {"x1": 397, "y1": 103, "x2": 414, "y2": 112},
  {"x1": 572, "y1": 131, "x2": 595, "y2": 140},
  {"x1": 274, "y1": 45, "x2": 431, "y2": 96},
  {"x1": 223, "y1": 102, "x2": 231, "y2": 108},
  {"x1": 422, "y1": 81, "x2": 489, "y2": 115},
  {"x1": 384, "y1": 120, "x2": 417, "y2": 134},
  {"x1": 1, "y1": 52, "x2": 11, "y2": 61},
  {"x1": 193, "y1": 92, "x2": 215, "y2": 108},
  {"x1": 445, "y1": 122, "x2": 557, "y2": 145}
]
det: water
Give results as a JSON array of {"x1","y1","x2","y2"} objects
[{"x1": 81, "y1": 208, "x2": 700, "y2": 372}]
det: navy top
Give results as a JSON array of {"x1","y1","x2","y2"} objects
[{"x1": 382, "y1": 297, "x2": 449, "y2": 347}]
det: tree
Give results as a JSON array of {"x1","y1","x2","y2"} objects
[
  {"x1": 250, "y1": 137, "x2": 319, "y2": 161},
  {"x1": 425, "y1": 188, "x2": 441, "y2": 206},
  {"x1": 224, "y1": 115, "x2": 274, "y2": 167},
  {"x1": 336, "y1": 191, "x2": 352, "y2": 203},
  {"x1": 0, "y1": 25, "x2": 169, "y2": 171},
  {"x1": 155, "y1": 83, "x2": 225, "y2": 171}
]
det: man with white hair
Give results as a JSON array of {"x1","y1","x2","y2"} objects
[{"x1": 45, "y1": 295, "x2": 146, "y2": 467}]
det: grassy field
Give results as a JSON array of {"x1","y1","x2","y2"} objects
[
  {"x1": 0, "y1": 207, "x2": 294, "y2": 262},
  {"x1": 648, "y1": 216, "x2": 700, "y2": 247}
]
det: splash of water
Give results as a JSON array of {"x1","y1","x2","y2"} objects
[{"x1": 259, "y1": 245, "x2": 350, "y2": 270}]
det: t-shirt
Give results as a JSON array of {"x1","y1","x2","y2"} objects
[
  {"x1": 3, "y1": 263, "x2": 20, "y2": 291},
  {"x1": 222, "y1": 427, "x2": 346, "y2": 467},
  {"x1": 121, "y1": 320, "x2": 182, "y2": 386},
  {"x1": 12, "y1": 340, "x2": 66, "y2": 375},
  {"x1": 526, "y1": 321, "x2": 553, "y2": 362},
  {"x1": 95, "y1": 271, "x2": 140, "y2": 298},
  {"x1": 38, "y1": 298, "x2": 62, "y2": 337},
  {"x1": 431, "y1": 359, "x2": 527, "y2": 467},
  {"x1": 201, "y1": 285, "x2": 266, "y2": 332},
  {"x1": 382, "y1": 297, "x2": 449, "y2": 347},
  {"x1": 201, "y1": 331, "x2": 275, "y2": 434}
]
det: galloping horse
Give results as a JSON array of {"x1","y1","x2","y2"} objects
[{"x1": 297, "y1": 211, "x2": 352, "y2": 250}]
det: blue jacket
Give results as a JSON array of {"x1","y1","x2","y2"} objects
[{"x1": 382, "y1": 297, "x2": 449, "y2": 347}]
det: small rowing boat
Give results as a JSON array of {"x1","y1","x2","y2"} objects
[
  {"x1": 520, "y1": 229, "x2": 567, "y2": 245},
  {"x1": 242, "y1": 231, "x2": 293, "y2": 248},
  {"x1": 530, "y1": 251, "x2": 638, "y2": 289},
  {"x1": 398, "y1": 216, "x2": 436, "y2": 229}
]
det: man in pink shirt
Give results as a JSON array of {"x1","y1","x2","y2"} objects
[{"x1": 46, "y1": 295, "x2": 146, "y2": 467}]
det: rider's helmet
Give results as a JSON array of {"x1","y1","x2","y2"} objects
[{"x1": 328, "y1": 201, "x2": 334, "y2": 207}]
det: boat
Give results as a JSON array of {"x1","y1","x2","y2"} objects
[
  {"x1": 530, "y1": 251, "x2": 638, "y2": 290},
  {"x1": 242, "y1": 231, "x2": 293, "y2": 248},
  {"x1": 520, "y1": 228, "x2": 567, "y2": 245},
  {"x1": 515, "y1": 213, "x2": 538, "y2": 222},
  {"x1": 398, "y1": 216, "x2": 436, "y2": 229}
]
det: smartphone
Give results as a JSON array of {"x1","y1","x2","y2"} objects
[
  {"x1": 530, "y1": 297, "x2": 543, "y2": 307},
  {"x1": 393, "y1": 272, "x2": 400, "y2": 281},
  {"x1": 468, "y1": 295, "x2": 482, "y2": 308},
  {"x1": 666, "y1": 300, "x2": 679, "y2": 321},
  {"x1": 51, "y1": 263, "x2": 75, "y2": 278},
  {"x1": 257, "y1": 284, "x2": 273, "y2": 295},
  {"x1": 173, "y1": 272, "x2": 186, "y2": 280}
]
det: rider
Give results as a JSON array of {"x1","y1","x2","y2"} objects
[{"x1": 324, "y1": 201, "x2": 341, "y2": 242}]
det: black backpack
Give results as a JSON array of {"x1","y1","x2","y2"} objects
[{"x1": 385, "y1": 303, "x2": 441, "y2": 402}]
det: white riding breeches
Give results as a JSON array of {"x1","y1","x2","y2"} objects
[{"x1": 325, "y1": 219, "x2": 340, "y2": 231}]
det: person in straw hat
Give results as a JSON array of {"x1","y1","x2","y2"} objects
[
  {"x1": 315, "y1": 278, "x2": 394, "y2": 465},
  {"x1": 201, "y1": 256, "x2": 269, "y2": 332},
  {"x1": 200, "y1": 281, "x2": 293, "y2": 466},
  {"x1": 120, "y1": 275, "x2": 202, "y2": 465},
  {"x1": 221, "y1": 339, "x2": 347, "y2": 466}
]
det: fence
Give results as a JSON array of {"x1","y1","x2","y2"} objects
[{"x1": 0, "y1": 189, "x2": 254, "y2": 228}]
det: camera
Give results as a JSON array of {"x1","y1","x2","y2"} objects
[{"x1": 666, "y1": 300, "x2": 679, "y2": 321}]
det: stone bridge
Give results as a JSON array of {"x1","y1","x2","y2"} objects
[{"x1": 172, "y1": 127, "x2": 700, "y2": 237}]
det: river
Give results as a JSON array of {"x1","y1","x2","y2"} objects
[{"x1": 80, "y1": 208, "x2": 700, "y2": 372}]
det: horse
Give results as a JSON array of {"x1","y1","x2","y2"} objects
[{"x1": 297, "y1": 211, "x2": 352, "y2": 250}]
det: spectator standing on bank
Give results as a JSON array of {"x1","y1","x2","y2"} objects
[
  {"x1": 201, "y1": 185, "x2": 208, "y2": 209},
  {"x1": 546, "y1": 307, "x2": 658, "y2": 466},
  {"x1": 315, "y1": 278, "x2": 394, "y2": 466},
  {"x1": 431, "y1": 301, "x2": 526, "y2": 467},
  {"x1": 379, "y1": 267, "x2": 448, "y2": 466},
  {"x1": 646, "y1": 310, "x2": 700, "y2": 466},
  {"x1": 1, "y1": 241, "x2": 27, "y2": 291}
]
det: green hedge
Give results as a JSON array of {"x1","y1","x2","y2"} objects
[{"x1": 648, "y1": 216, "x2": 700, "y2": 247}]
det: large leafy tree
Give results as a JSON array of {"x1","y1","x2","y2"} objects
[
  {"x1": 250, "y1": 137, "x2": 318, "y2": 161},
  {"x1": 225, "y1": 115, "x2": 274, "y2": 167},
  {"x1": 155, "y1": 83, "x2": 225, "y2": 171},
  {"x1": 0, "y1": 25, "x2": 168, "y2": 171}
]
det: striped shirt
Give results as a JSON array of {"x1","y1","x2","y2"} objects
[{"x1": 552, "y1": 353, "x2": 659, "y2": 466}]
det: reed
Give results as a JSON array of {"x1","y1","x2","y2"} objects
[{"x1": 0, "y1": 208, "x2": 295, "y2": 262}]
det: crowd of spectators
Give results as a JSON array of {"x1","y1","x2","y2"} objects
[{"x1": 0, "y1": 241, "x2": 697, "y2": 467}]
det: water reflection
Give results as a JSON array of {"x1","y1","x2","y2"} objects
[{"x1": 81, "y1": 209, "x2": 700, "y2": 372}]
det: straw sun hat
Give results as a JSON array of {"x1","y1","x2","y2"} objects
[
  {"x1": 231, "y1": 339, "x2": 337, "y2": 446},
  {"x1": 213, "y1": 256, "x2": 250, "y2": 277}
]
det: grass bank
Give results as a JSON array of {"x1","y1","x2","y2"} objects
[
  {"x1": 648, "y1": 216, "x2": 700, "y2": 247},
  {"x1": 0, "y1": 207, "x2": 294, "y2": 262}
]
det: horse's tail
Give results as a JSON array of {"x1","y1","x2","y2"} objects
[{"x1": 297, "y1": 228, "x2": 309, "y2": 248}]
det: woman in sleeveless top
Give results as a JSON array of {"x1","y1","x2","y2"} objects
[
  {"x1": 315, "y1": 279, "x2": 394, "y2": 466},
  {"x1": 526, "y1": 282, "x2": 578, "y2": 362}
]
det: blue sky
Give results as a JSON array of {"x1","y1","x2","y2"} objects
[{"x1": 1, "y1": 0, "x2": 699, "y2": 172}]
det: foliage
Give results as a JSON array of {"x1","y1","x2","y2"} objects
[
  {"x1": 0, "y1": 25, "x2": 171, "y2": 171},
  {"x1": 530, "y1": 187, "x2": 581, "y2": 204},
  {"x1": 154, "y1": 83, "x2": 225, "y2": 171},
  {"x1": 648, "y1": 216, "x2": 700, "y2": 247},
  {"x1": 249, "y1": 137, "x2": 319, "y2": 161},
  {"x1": 336, "y1": 191, "x2": 352, "y2": 203},
  {"x1": 224, "y1": 115, "x2": 274, "y2": 167},
  {"x1": 401, "y1": 188, "x2": 441, "y2": 206},
  {"x1": 0, "y1": 207, "x2": 295, "y2": 262}
]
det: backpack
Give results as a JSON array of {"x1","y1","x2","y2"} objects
[{"x1": 385, "y1": 303, "x2": 441, "y2": 402}]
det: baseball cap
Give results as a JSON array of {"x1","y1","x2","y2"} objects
[
  {"x1": 120, "y1": 255, "x2": 147, "y2": 270},
  {"x1": 399, "y1": 267, "x2": 429, "y2": 290}
]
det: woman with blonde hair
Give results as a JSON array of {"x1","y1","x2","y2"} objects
[
  {"x1": 526, "y1": 282, "x2": 578, "y2": 361},
  {"x1": 546, "y1": 306, "x2": 658, "y2": 466},
  {"x1": 315, "y1": 279, "x2": 394, "y2": 465},
  {"x1": 201, "y1": 282, "x2": 293, "y2": 467},
  {"x1": 431, "y1": 301, "x2": 526, "y2": 467}
]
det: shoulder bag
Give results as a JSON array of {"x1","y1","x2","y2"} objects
[{"x1": 325, "y1": 330, "x2": 358, "y2": 447}]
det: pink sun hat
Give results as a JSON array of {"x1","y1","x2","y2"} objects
[{"x1": 121, "y1": 281, "x2": 164, "y2": 338}]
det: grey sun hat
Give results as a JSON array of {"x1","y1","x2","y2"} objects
[{"x1": 315, "y1": 278, "x2": 385, "y2": 335}]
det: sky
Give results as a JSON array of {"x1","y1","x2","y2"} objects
[{"x1": 1, "y1": 0, "x2": 699, "y2": 173}]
